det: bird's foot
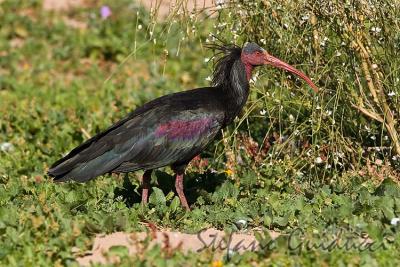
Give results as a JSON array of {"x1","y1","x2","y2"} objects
[{"x1": 175, "y1": 173, "x2": 190, "y2": 211}]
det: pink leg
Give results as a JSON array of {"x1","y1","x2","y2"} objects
[
  {"x1": 175, "y1": 173, "x2": 190, "y2": 210},
  {"x1": 141, "y1": 170, "x2": 152, "y2": 205}
]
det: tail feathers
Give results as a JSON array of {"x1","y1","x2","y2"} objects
[
  {"x1": 48, "y1": 150, "x2": 124, "y2": 182},
  {"x1": 48, "y1": 160, "x2": 94, "y2": 183},
  {"x1": 48, "y1": 156, "x2": 81, "y2": 182}
]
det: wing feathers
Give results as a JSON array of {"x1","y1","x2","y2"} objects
[{"x1": 48, "y1": 90, "x2": 224, "y2": 182}]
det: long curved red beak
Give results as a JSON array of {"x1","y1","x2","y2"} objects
[{"x1": 263, "y1": 52, "x2": 319, "y2": 93}]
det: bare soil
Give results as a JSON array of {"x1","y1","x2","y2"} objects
[{"x1": 76, "y1": 228, "x2": 281, "y2": 266}]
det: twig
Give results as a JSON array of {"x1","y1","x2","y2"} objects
[
  {"x1": 310, "y1": 13, "x2": 320, "y2": 68},
  {"x1": 80, "y1": 127, "x2": 91, "y2": 139},
  {"x1": 345, "y1": 22, "x2": 400, "y2": 155},
  {"x1": 351, "y1": 103, "x2": 384, "y2": 123}
]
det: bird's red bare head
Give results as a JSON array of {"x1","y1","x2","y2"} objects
[{"x1": 241, "y1": 42, "x2": 318, "y2": 93}]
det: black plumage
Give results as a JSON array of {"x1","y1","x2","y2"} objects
[{"x1": 48, "y1": 42, "x2": 318, "y2": 210}]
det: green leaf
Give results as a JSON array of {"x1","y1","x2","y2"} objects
[
  {"x1": 107, "y1": 245, "x2": 129, "y2": 258},
  {"x1": 169, "y1": 196, "x2": 180, "y2": 212},
  {"x1": 263, "y1": 215, "x2": 272, "y2": 227},
  {"x1": 273, "y1": 216, "x2": 289, "y2": 227},
  {"x1": 375, "y1": 179, "x2": 400, "y2": 197},
  {"x1": 149, "y1": 187, "x2": 166, "y2": 207}
]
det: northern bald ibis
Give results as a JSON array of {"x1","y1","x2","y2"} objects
[{"x1": 48, "y1": 42, "x2": 318, "y2": 210}]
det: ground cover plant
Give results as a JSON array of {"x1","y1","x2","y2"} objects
[{"x1": 1, "y1": 0, "x2": 400, "y2": 266}]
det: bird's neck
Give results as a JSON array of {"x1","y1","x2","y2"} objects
[{"x1": 222, "y1": 59, "x2": 252, "y2": 124}]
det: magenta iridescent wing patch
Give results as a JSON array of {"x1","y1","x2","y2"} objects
[{"x1": 155, "y1": 117, "x2": 215, "y2": 139}]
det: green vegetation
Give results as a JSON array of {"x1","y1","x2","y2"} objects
[{"x1": 1, "y1": 0, "x2": 399, "y2": 266}]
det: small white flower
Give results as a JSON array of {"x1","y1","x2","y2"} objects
[
  {"x1": 315, "y1": 157, "x2": 323, "y2": 164},
  {"x1": 260, "y1": 38, "x2": 266, "y2": 45},
  {"x1": 296, "y1": 171, "x2": 304, "y2": 177},
  {"x1": 371, "y1": 26, "x2": 382, "y2": 33},
  {"x1": 289, "y1": 114, "x2": 295, "y2": 123},
  {"x1": 391, "y1": 218, "x2": 400, "y2": 226},
  {"x1": 388, "y1": 91, "x2": 396, "y2": 97},
  {"x1": 235, "y1": 219, "x2": 247, "y2": 229},
  {"x1": 204, "y1": 57, "x2": 210, "y2": 63},
  {"x1": 260, "y1": 109, "x2": 266, "y2": 116},
  {"x1": 301, "y1": 14, "x2": 310, "y2": 21},
  {"x1": 0, "y1": 142, "x2": 14, "y2": 152},
  {"x1": 370, "y1": 136, "x2": 376, "y2": 140},
  {"x1": 384, "y1": 135, "x2": 389, "y2": 141},
  {"x1": 283, "y1": 23, "x2": 289, "y2": 29},
  {"x1": 205, "y1": 76, "x2": 212, "y2": 81},
  {"x1": 325, "y1": 164, "x2": 332, "y2": 169},
  {"x1": 371, "y1": 63, "x2": 378, "y2": 69},
  {"x1": 326, "y1": 110, "x2": 332, "y2": 116},
  {"x1": 320, "y1": 37, "x2": 329, "y2": 46},
  {"x1": 137, "y1": 24, "x2": 142, "y2": 30},
  {"x1": 149, "y1": 31, "x2": 153, "y2": 37},
  {"x1": 335, "y1": 51, "x2": 342, "y2": 57},
  {"x1": 250, "y1": 71, "x2": 259, "y2": 84},
  {"x1": 226, "y1": 249, "x2": 235, "y2": 258}
]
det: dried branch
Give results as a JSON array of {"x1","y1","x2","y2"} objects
[
  {"x1": 351, "y1": 103, "x2": 384, "y2": 123},
  {"x1": 344, "y1": 19, "x2": 400, "y2": 155}
]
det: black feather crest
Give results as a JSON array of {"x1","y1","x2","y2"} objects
[{"x1": 205, "y1": 43, "x2": 242, "y2": 88}]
